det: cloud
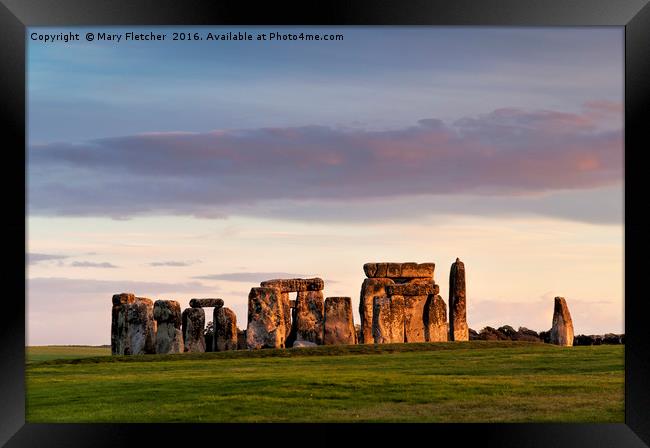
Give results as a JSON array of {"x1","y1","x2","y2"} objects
[
  {"x1": 70, "y1": 261, "x2": 119, "y2": 268},
  {"x1": 149, "y1": 260, "x2": 201, "y2": 267},
  {"x1": 27, "y1": 253, "x2": 69, "y2": 265},
  {"x1": 28, "y1": 103, "x2": 622, "y2": 223},
  {"x1": 194, "y1": 272, "x2": 312, "y2": 283}
]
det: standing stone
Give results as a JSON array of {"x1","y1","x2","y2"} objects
[
  {"x1": 154, "y1": 300, "x2": 183, "y2": 354},
  {"x1": 237, "y1": 329, "x2": 247, "y2": 350},
  {"x1": 324, "y1": 297, "x2": 356, "y2": 345},
  {"x1": 126, "y1": 297, "x2": 156, "y2": 355},
  {"x1": 550, "y1": 297, "x2": 574, "y2": 346},
  {"x1": 214, "y1": 306, "x2": 238, "y2": 351},
  {"x1": 372, "y1": 295, "x2": 405, "y2": 344},
  {"x1": 182, "y1": 307, "x2": 206, "y2": 353},
  {"x1": 449, "y1": 258, "x2": 469, "y2": 341},
  {"x1": 111, "y1": 293, "x2": 135, "y2": 355},
  {"x1": 280, "y1": 292, "x2": 292, "y2": 345},
  {"x1": 294, "y1": 290, "x2": 324, "y2": 345},
  {"x1": 246, "y1": 287, "x2": 286, "y2": 349},
  {"x1": 359, "y1": 278, "x2": 395, "y2": 344},
  {"x1": 403, "y1": 295, "x2": 428, "y2": 343},
  {"x1": 424, "y1": 294, "x2": 448, "y2": 342}
]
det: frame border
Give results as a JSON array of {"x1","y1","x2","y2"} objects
[{"x1": 2, "y1": 0, "x2": 648, "y2": 446}]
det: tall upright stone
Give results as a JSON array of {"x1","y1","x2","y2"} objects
[
  {"x1": 359, "y1": 278, "x2": 395, "y2": 344},
  {"x1": 550, "y1": 297, "x2": 574, "y2": 346},
  {"x1": 111, "y1": 293, "x2": 135, "y2": 355},
  {"x1": 424, "y1": 294, "x2": 448, "y2": 342},
  {"x1": 324, "y1": 297, "x2": 356, "y2": 345},
  {"x1": 403, "y1": 295, "x2": 428, "y2": 343},
  {"x1": 182, "y1": 307, "x2": 206, "y2": 352},
  {"x1": 294, "y1": 290, "x2": 324, "y2": 345},
  {"x1": 246, "y1": 287, "x2": 286, "y2": 349},
  {"x1": 127, "y1": 297, "x2": 156, "y2": 354},
  {"x1": 449, "y1": 258, "x2": 468, "y2": 341},
  {"x1": 214, "y1": 306, "x2": 238, "y2": 351},
  {"x1": 372, "y1": 295, "x2": 405, "y2": 344},
  {"x1": 154, "y1": 300, "x2": 183, "y2": 354}
]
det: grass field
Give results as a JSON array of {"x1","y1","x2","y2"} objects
[
  {"x1": 26, "y1": 341, "x2": 624, "y2": 423},
  {"x1": 27, "y1": 345, "x2": 111, "y2": 363}
]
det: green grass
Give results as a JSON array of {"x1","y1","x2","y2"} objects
[
  {"x1": 26, "y1": 341, "x2": 624, "y2": 423},
  {"x1": 27, "y1": 345, "x2": 111, "y2": 363}
]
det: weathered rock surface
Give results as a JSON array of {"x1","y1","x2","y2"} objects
[
  {"x1": 363, "y1": 262, "x2": 435, "y2": 279},
  {"x1": 323, "y1": 297, "x2": 356, "y2": 345},
  {"x1": 237, "y1": 329, "x2": 247, "y2": 350},
  {"x1": 359, "y1": 278, "x2": 395, "y2": 344},
  {"x1": 449, "y1": 258, "x2": 469, "y2": 341},
  {"x1": 246, "y1": 287, "x2": 286, "y2": 349},
  {"x1": 280, "y1": 292, "x2": 292, "y2": 344},
  {"x1": 372, "y1": 295, "x2": 405, "y2": 344},
  {"x1": 550, "y1": 296, "x2": 574, "y2": 346},
  {"x1": 260, "y1": 278, "x2": 324, "y2": 292},
  {"x1": 189, "y1": 298, "x2": 224, "y2": 309},
  {"x1": 424, "y1": 294, "x2": 448, "y2": 342},
  {"x1": 386, "y1": 282, "x2": 439, "y2": 297},
  {"x1": 127, "y1": 297, "x2": 156, "y2": 355},
  {"x1": 294, "y1": 290, "x2": 324, "y2": 345},
  {"x1": 154, "y1": 300, "x2": 183, "y2": 354},
  {"x1": 214, "y1": 306, "x2": 238, "y2": 351},
  {"x1": 403, "y1": 295, "x2": 428, "y2": 342},
  {"x1": 182, "y1": 307, "x2": 206, "y2": 353},
  {"x1": 111, "y1": 293, "x2": 135, "y2": 355},
  {"x1": 292, "y1": 340, "x2": 318, "y2": 348}
]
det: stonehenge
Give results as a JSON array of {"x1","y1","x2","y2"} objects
[
  {"x1": 323, "y1": 297, "x2": 357, "y2": 345},
  {"x1": 293, "y1": 291, "x2": 325, "y2": 345},
  {"x1": 182, "y1": 307, "x2": 206, "y2": 352},
  {"x1": 214, "y1": 306, "x2": 238, "y2": 351},
  {"x1": 449, "y1": 258, "x2": 469, "y2": 341},
  {"x1": 424, "y1": 294, "x2": 448, "y2": 342},
  {"x1": 246, "y1": 287, "x2": 287, "y2": 349},
  {"x1": 126, "y1": 297, "x2": 157, "y2": 355},
  {"x1": 109, "y1": 260, "x2": 596, "y2": 355},
  {"x1": 111, "y1": 293, "x2": 156, "y2": 355},
  {"x1": 154, "y1": 300, "x2": 184, "y2": 354},
  {"x1": 362, "y1": 262, "x2": 443, "y2": 345},
  {"x1": 550, "y1": 296, "x2": 574, "y2": 346}
]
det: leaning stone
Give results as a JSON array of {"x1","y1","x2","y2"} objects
[
  {"x1": 182, "y1": 307, "x2": 206, "y2": 352},
  {"x1": 292, "y1": 340, "x2": 318, "y2": 348},
  {"x1": 189, "y1": 298, "x2": 224, "y2": 309},
  {"x1": 424, "y1": 294, "x2": 448, "y2": 342},
  {"x1": 448, "y1": 258, "x2": 469, "y2": 341},
  {"x1": 550, "y1": 296, "x2": 574, "y2": 346},
  {"x1": 154, "y1": 300, "x2": 183, "y2": 354},
  {"x1": 260, "y1": 278, "x2": 324, "y2": 292},
  {"x1": 126, "y1": 297, "x2": 156, "y2": 354},
  {"x1": 323, "y1": 297, "x2": 356, "y2": 345},
  {"x1": 294, "y1": 290, "x2": 324, "y2": 345},
  {"x1": 246, "y1": 287, "x2": 286, "y2": 349},
  {"x1": 214, "y1": 307, "x2": 238, "y2": 351},
  {"x1": 111, "y1": 293, "x2": 135, "y2": 355},
  {"x1": 372, "y1": 295, "x2": 404, "y2": 344},
  {"x1": 359, "y1": 278, "x2": 395, "y2": 344},
  {"x1": 386, "y1": 282, "x2": 439, "y2": 296},
  {"x1": 403, "y1": 295, "x2": 427, "y2": 342}
]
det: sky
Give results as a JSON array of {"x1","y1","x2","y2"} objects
[{"x1": 26, "y1": 26, "x2": 624, "y2": 345}]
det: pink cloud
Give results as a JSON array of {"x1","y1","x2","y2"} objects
[{"x1": 29, "y1": 102, "x2": 622, "y2": 219}]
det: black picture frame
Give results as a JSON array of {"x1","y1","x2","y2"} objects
[{"x1": 2, "y1": 0, "x2": 648, "y2": 446}]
